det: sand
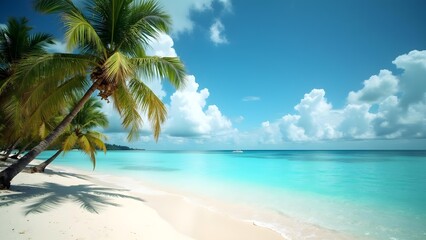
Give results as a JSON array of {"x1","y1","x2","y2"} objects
[{"x1": 0, "y1": 161, "x2": 284, "y2": 240}]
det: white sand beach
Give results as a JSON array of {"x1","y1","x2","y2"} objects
[{"x1": 0, "y1": 160, "x2": 284, "y2": 240}]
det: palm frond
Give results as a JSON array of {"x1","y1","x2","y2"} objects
[
  {"x1": 2, "y1": 95, "x2": 24, "y2": 140},
  {"x1": 34, "y1": 0, "x2": 77, "y2": 14},
  {"x1": 111, "y1": 82, "x2": 142, "y2": 141},
  {"x1": 72, "y1": 97, "x2": 109, "y2": 129},
  {"x1": 80, "y1": 112, "x2": 109, "y2": 129},
  {"x1": 0, "y1": 17, "x2": 54, "y2": 93},
  {"x1": 77, "y1": 135, "x2": 96, "y2": 169},
  {"x1": 119, "y1": 0, "x2": 171, "y2": 54},
  {"x1": 131, "y1": 56, "x2": 186, "y2": 89},
  {"x1": 85, "y1": 131, "x2": 107, "y2": 153},
  {"x1": 103, "y1": 51, "x2": 134, "y2": 83},
  {"x1": 63, "y1": 10, "x2": 106, "y2": 54},
  {"x1": 9, "y1": 53, "x2": 96, "y2": 92},
  {"x1": 39, "y1": 122, "x2": 47, "y2": 139},
  {"x1": 24, "y1": 75, "x2": 90, "y2": 128},
  {"x1": 0, "y1": 75, "x2": 13, "y2": 94},
  {"x1": 62, "y1": 132, "x2": 78, "y2": 151},
  {"x1": 0, "y1": 17, "x2": 31, "y2": 63},
  {"x1": 129, "y1": 78, "x2": 166, "y2": 141},
  {"x1": 28, "y1": 32, "x2": 54, "y2": 53},
  {"x1": 87, "y1": 0, "x2": 128, "y2": 51}
]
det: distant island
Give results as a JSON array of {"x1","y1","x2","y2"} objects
[{"x1": 105, "y1": 143, "x2": 144, "y2": 151}]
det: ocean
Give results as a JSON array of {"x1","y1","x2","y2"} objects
[{"x1": 37, "y1": 150, "x2": 426, "y2": 239}]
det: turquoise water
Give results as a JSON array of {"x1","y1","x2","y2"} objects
[{"x1": 37, "y1": 150, "x2": 426, "y2": 239}]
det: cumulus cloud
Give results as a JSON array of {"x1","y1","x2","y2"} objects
[
  {"x1": 158, "y1": 0, "x2": 232, "y2": 35},
  {"x1": 348, "y1": 69, "x2": 398, "y2": 104},
  {"x1": 258, "y1": 121, "x2": 282, "y2": 144},
  {"x1": 164, "y1": 75, "x2": 233, "y2": 138},
  {"x1": 393, "y1": 50, "x2": 426, "y2": 107},
  {"x1": 338, "y1": 104, "x2": 375, "y2": 139},
  {"x1": 264, "y1": 50, "x2": 426, "y2": 144},
  {"x1": 210, "y1": 19, "x2": 228, "y2": 45},
  {"x1": 372, "y1": 50, "x2": 426, "y2": 139},
  {"x1": 278, "y1": 115, "x2": 308, "y2": 142},
  {"x1": 269, "y1": 89, "x2": 342, "y2": 142},
  {"x1": 147, "y1": 33, "x2": 177, "y2": 57}
]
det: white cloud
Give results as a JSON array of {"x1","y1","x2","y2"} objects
[
  {"x1": 262, "y1": 50, "x2": 426, "y2": 144},
  {"x1": 267, "y1": 88, "x2": 374, "y2": 143},
  {"x1": 372, "y1": 96, "x2": 403, "y2": 138},
  {"x1": 158, "y1": 0, "x2": 232, "y2": 35},
  {"x1": 258, "y1": 121, "x2": 282, "y2": 144},
  {"x1": 242, "y1": 96, "x2": 260, "y2": 102},
  {"x1": 373, "y1": 50, "x2": 426, "y2": 139},
  {"x1": 147, "y1": 33, "x2": 177, "y2": 57},
  {"x1": 348, "y1": 69, "x2": 398, "y2": 104},
  {"x1": 210, "y1": 19, "x2": 228, "y2": 45},
  {"x1": 393, "y1": 50, "x2": 426, "y2": 107},
  {"x1": 279, "y1": 115, "x2": 308, "y2": 142},
  {"x1": 164, "y1": 75, "x2": 233, "y2": 138},
  {"x1": 291, "y1": 89, "x2": 342, "y2": 140},
  {"x1": 338, "y1": 104, "x2": 375, "y2": 139}
]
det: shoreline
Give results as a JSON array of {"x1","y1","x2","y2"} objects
[
  {"x1": 91, "y1": 170, "x2": 355, "y2": 240},
  {"x1": 0, "y1": 160, "x2": 284, "y2": 240}
]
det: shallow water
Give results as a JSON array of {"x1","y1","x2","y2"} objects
[{"x1": 37, "y1": 150, "x2": 426, "y2": 239}]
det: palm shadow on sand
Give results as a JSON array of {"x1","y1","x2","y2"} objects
[{"x1": 0, "y1": 171, "x2": 144, "y2": 215}]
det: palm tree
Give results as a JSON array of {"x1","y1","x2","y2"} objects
[
  {"x1": 32, "y1": 97, "x2": 108, "y2": 173},
  {"x1": 0, "y1": 17, "x2": 53, "y2": 82},
  {"x1": 0, "y1": 17, "x2": 54, "y2": 160},
  {"x1": 0, "y1": 0, "x2": 186, "y2": 189}
]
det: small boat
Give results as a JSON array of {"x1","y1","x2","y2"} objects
[{"x1": 232, "y1": 150, "x2": 243, "y2": 153}]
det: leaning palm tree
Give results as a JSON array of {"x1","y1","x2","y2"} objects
[
  {"x1": 0, "y1": 17, "x2": 54, "y2": 160},
  {"x1": 0, "y1": 0, "x2": 185, "y2": 189},
  {"x1": 32, "y1": 97, "x2": 108, "y2": 173}
]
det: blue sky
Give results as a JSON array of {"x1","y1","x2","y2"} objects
[{"x1": 1, "y1": 0, "x2": 426, "y2": 150}]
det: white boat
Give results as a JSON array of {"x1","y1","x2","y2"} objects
[{"x1": 232, "y1": 150, "x2": 243, "y2": 153}]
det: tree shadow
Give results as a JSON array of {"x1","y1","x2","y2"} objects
[{"x1": 0, "y1": 182, "x2": 144, "y2": 215}]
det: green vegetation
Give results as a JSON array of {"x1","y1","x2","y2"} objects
[
  {"x1": 0, "y1": 0, "x2": 186, "y2": 189},
  {"x1": 105, "y1": 143, "x2": 143, "y2": 151},
  {"x1": 31, "y1": 97, "x2": 108, "y2": 173},
  {"x1": 0, "y1": 17, "x2": 54, "y2": 161}
]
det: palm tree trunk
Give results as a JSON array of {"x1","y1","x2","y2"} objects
[
  {"x1": 10, "y1": 142, "x2": 31, "y2": 159},
  {"x1": 0, "y1": 138, "x2": 20, "y2": 161},
  {"x1": 31, "y1": 149, "x2": 63, "y2": 173},
  {"x1": 0, "y1": 81, "x2": 100, "y2": 189}
]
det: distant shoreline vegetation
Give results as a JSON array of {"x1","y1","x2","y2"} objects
[
  {"x1": 105, "y1": 143, "x2": 144, "y2": 151},
  {"x1": 43, "y1": 143, "x2": 143, "y2": 151}
]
